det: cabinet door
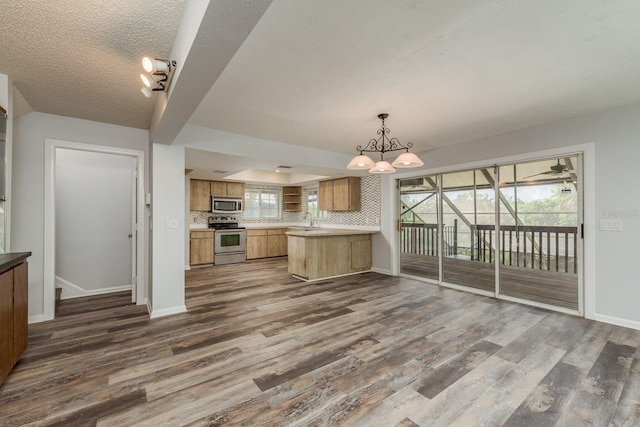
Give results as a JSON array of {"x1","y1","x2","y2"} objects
[
  {"x1": 226, "y1": 182, "x2": 245, "y2": 198},
  {"x1": 190, "y1": 180, "x2": 211, "y2": 211},
  {"x1": 0, "y1": 269, "x2": 14, "y2": 384},
  {"x1": 210, "y1": 181, "x2": 227, "y2": 196},
  {"x1": 13, "y1": 262, "x2": 28, "y2": 362},
  {"x1": 247, "y1": 235, "x2": 268, "y2": 259},
  {"x1": 332, "y1": 178, "x2": 350, "y2": 211},
  {"x1": 267, "y1": 235, "x2": 287, "y2": 257},
  {"x1": 318, "y1": 180, "x2": 333, "y2": 211},
  {"x1": 190, "y1": 234, "x2": 214, "y2": 265}
]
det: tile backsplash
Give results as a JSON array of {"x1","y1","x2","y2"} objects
[{"x1": 189, "y1": 175, "x2": 381, "y2": 227}]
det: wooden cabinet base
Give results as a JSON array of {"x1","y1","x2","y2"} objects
[
  {"x1": 288, "y1": 234, "x2": 371, "y2": 281},
  {"x1": 0, "y1": 259, "x2": 29, "y2": 386}
]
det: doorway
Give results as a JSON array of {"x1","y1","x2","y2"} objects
[
  {"x1": 43, "y1": 139, "x2": 146, "y2": 321},
  {"x1": 399, "y1": 154, "x2": 583, "y2": 315}
]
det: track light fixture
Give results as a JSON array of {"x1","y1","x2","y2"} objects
[
  {"x1": 139, "y1": 56, "x2": 176, "y2": 98},
  {"x1": 347, "y1": 113, "x2": 424, "y2": 174}
]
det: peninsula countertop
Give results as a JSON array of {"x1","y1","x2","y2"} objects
[
  {"x1": 0, "y1": 252, "x2": 32, "y2": 272},
  {"x1": 285, "y1": 227, "x2": 379, "y2": 237}
]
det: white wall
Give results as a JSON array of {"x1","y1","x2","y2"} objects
[
  {"x1": 150, "y1": 143, "x2": 186, "y2": 318},
  {"x1": 373, "y1": 101, "x2": 640, "y2": 328},
  {"x1": 0, "y1": 74, "x2": 13, "y2": 253},
  {"x1": 55, "y1": 149, "x2": 133, "y2": 295},
  {"x1": 12, "y1": 112, "x2": 149, "y2": 322}
]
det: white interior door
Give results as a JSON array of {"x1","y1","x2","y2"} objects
[{"x1": 55, "y1": 149, "x2": 134, "y2": 300}]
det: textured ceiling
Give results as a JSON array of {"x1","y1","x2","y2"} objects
[
  {"x1": 190, "y1": 0, "x2": 640, "y2": 154},
  {"x1": 2, "y1": 0, "x2": 640, "y2": 159},
  {"x1": 0, "y1": 0, "x2": 185, "y2": 129}
]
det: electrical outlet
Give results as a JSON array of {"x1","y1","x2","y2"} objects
[{"x1": 600, "y1": 219, "x2": 623, "y2": 231}]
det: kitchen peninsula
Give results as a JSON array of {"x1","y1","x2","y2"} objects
[{"x1": 286, "y1": 228, "x2": 377, "y2": 281}]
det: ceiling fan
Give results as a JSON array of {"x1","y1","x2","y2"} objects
[{"x1": 523, "y1": 159, "x2": 575, "y2": 179}]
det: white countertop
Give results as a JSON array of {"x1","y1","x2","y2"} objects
[{"x1": 190, "y1": 222, "x2": 380, "y2": 232}]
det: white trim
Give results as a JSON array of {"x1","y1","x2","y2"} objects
[
  {"x1": 43, "y1": 138, "x2": 147, "y2": 321},
  {"x1": 292, "y1": 270, "x2": 373, "y2": 283},
  {"x1": 55, "y1": 275, "x2": 131, "y2": 300},
  {"x1": 184, "y1": 264, "x2": 191, "y2": 270},
  {"x1": 370, "y1": 267, "x2": 392, "y2": 275},
  {"x1": 595, "y1": 313, "x2": 640, "y2": 331},
  {"x1": 498, "y1": 294, "x2": 580, "y2": 317},
  {"x1": 28, "y1": 314, "x2": 47, "y2": 324},
  {"x1": 146, "y1": 299, "x2": 152, "y2": 316},
  {"x1": 399, "y1": 273, "x2": 440, "y2": 286},
  {"x1": 150, "y1": 305, "x2": 187, "y2": 319},
  {"x1": 393, "y1": 142, "x2": 595, "y2": 320},
  {"x1": 441, "y1": 281, "x2": 496, "y2": 298}
]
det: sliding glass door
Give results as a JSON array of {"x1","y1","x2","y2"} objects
[
  {"x1": 399, "y1": 175, "x2": 439, "y2": 281},
  {"x1": 441, "y1": 169, "x2": 496, "y2": 292},
  {"x1": 497, "y1": 157, "x2": 580, "y2": 311},
  {"x1": 398, "y1": 155, "x2": 582, "y2": 314}
]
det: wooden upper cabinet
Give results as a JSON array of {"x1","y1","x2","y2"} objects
[
  {"x1": 210, "y1": 181, "x2": 227, "y2": 197},
  {"x1": 318, "y1": 180, "x2": 334, "y2": 211},
  {"x1": 319, "y1": 177, "x2": 360, "y2": 211},
  {"x1": 225, "y1": 182, "x2": 245, "y2": 198},
  {"x1": 191, "y1": 180, "x2": 246, "y2": 212},
  {"x1": 190, "y1": 179, "x2": 211, "y2": 211},
  {"x1": 211, "y1": 181, "x2": 245, "y2": 198}
]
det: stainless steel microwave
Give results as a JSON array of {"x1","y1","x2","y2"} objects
[{"x1": 212, "y1": 196, "x2": 243, "y2": 213}]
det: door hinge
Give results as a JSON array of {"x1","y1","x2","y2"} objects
[{"x1": 132, "y1": 276, "x2": 137, "y2": 285}]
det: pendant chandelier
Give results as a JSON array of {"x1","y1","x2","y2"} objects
[{"x1": 347, "y1": 113, "x2": 423, "y2": 174}]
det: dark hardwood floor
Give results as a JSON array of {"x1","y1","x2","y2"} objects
[{"x1": 1, "y1": 257, "x2": 639, "y2": 426}]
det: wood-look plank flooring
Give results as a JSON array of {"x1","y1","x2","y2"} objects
[{"x1": 1, "y1": 257, "x2": 639, "y2": 426}]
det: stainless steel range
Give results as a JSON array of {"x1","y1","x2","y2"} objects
[{"x1": 208, "y1": 217, "x2": 246, "y2": 265}]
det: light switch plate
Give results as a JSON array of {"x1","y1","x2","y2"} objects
[
  {"x1": 165, "y1": 219, "x2": 178, "y2": 229},
  {"x1": 600, "y1": 219, "x2": 623, "y2": 231}
]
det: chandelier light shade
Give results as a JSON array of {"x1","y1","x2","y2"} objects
[
  {"x1": 139, "y1": 57, "x2": 176, "y2": 98},
  {"x1": 347, "y1": 113, "x2": 423, "y2": 174},
  {"x1": 346, "y1": 154, "x2": 376, "y2": 170},
  {"x1": 392, "y1": 151, "x2": 423, "y2": 168},
  {"x1": 370, "y1": 160, "x2": 396, "y2": 174}
]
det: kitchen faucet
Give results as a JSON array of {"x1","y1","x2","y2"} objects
[{"x1": 304, "y1": 211, "x2": 314, "y2": 227}]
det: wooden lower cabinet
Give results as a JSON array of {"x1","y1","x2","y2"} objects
[
  {"x1": 267, "y1": 229, "x2": 287, "y2": 257},
  {"x1": 247, "y1": 228, "x2": 288, "y2": 259},
  {"x1": 288, "y1": 234, "x2": 372, "y2": 280},
  {"x1": 190, "y1": 230, "x2": 215, "y2": 266},
  {"x1": 0, "y1": 260, "x2": 28, "y2": 386},
  {"x1": 247, "y1": 230, "x2": 268, "y2": 259}
]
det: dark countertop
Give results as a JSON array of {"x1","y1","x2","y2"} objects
[{"x1": 0, "y1": 252, "x2": 32, "y2": 272}]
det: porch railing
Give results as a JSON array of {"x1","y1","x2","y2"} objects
[
  {"x1": 400, "y1": 222, "x2": 578, "y2": 274},
  {"x1": 400, "y1": 221, "x2": 457, "y2": 257},
  {"x1": 471, "y1": 224, "x2": 578, "y2": 273}
]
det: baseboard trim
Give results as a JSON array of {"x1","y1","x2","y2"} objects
[
  {"x1": 150, "y1": 305, "x2": 187, "y2": 319},
  {"x1": 595, "y1": 313, "x2": 640, "y2": 331},
  {"x1": 184, "y1": 264, "x2": 191, "y2": 271},
  {"x1": 28, "y1": 314, "x2": 47, "y2": 324},
  {"x1": 291, "y1": 270, "x2": 373, "y2": 283},
  {"x1": 371, "y1": 267, "x2": 393, "y2": 276},
  {"x1": 56, "y1": 276, "x2": 131, "y2": 300}
]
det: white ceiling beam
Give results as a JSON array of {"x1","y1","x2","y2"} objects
[{"x1": 149, "y1": 0, "x2": 273, "y2": 145}]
